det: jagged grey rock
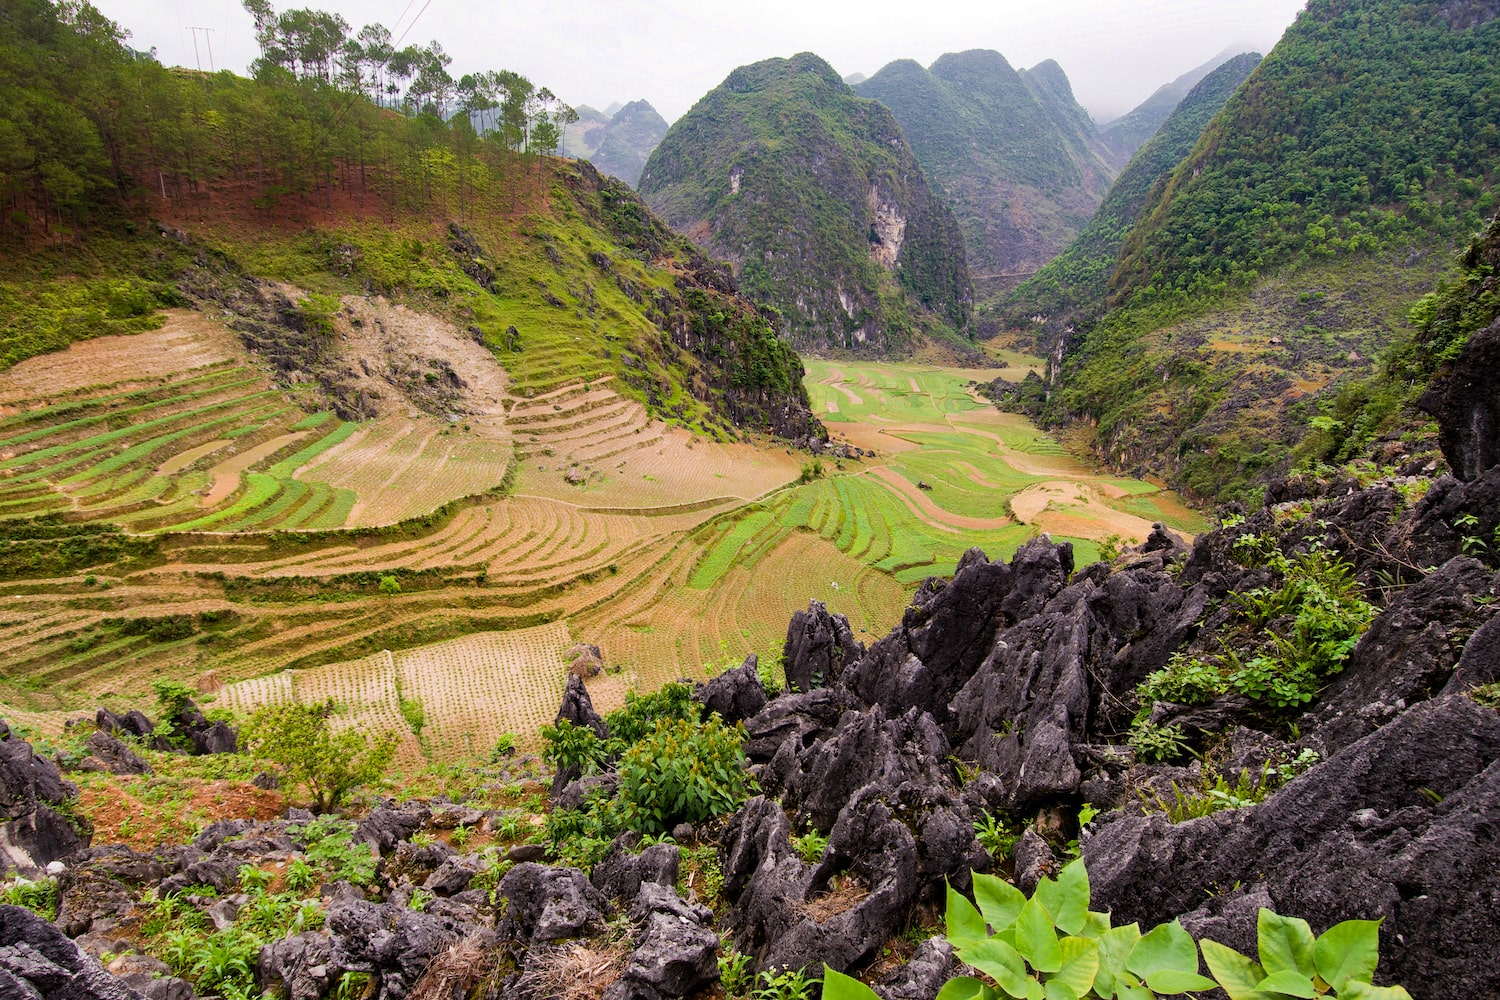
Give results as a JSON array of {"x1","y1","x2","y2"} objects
[
  {"x1": 693, "y1": 654, "x2": 768, "y2": 723},
  {"x1": 1085, "y1": 696, "x2": 1500, "y2": 996},
  {"x1": 783, "y1": 601, "x2": 865, "y2": 693},
  {"x1": 0, "y1": 904, "x2": 144, "y2": 999},
  {"x1": 497, "y1": 863, "x2": 609, "y2": 945}
]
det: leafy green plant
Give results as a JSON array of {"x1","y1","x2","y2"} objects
[
  {"x1": 0, "y1": 877, "x2": 58, "y2": 920},
  {"x1": 720, "y1": 948, "x2": 756, "y2": 999},
  {"x1": 614, "y1": 715, "x2": 754, "y2": 835},
  {"x1": 1128, "y1": 721, "x2": 1190, "y2": 764},
  {"x1": 792, "y1": 829, "x2": 829, "y2": 864},
  {"x1": 974, "y1": 811, "x2": 1024, "y2": 860},
  {"x1": 241, "y1": 702, "x2": 398, "y2": 813},
  {"x1": 1471, "y1": 682, "x2": 1500, "y2": 709},
  {"x1": 451, "y1": 823, "x2": 473, "y2": 849},
  {"x1": 491, "y1": 732, "x2": 518, "y2": 759},
  {"x1": 753, "y1": 966, "x2": 817, "y2": 1000},
  {"x1": 821, "y1": 858, "x2": 1412, "y2": 1000},
  {"x1": 539, "y1": 718, "x2": 608, "y2": 774},
  {"x1": 237, "y1": 864, "x2": 272, "y2": 894},
  {"x1": 284, "y1": 858, "x2": 318, "y2": 893},
  {"x1": 603, "y1": 682, "x2": 695, "y2": 746}
]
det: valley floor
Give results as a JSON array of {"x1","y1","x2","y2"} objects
[{"x1": 0, "y1": 311, "x2": 1202, "y2": 765}]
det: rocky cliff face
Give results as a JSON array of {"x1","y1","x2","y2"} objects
[
  {"x1": 855, "y1": 50, "x2": 1116, "y2": 299},
  {"x1": 639, "y1": 53, "x2": 972, "y2": 356}
]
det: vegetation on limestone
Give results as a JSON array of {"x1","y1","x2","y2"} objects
[
  {"x1": 241, "y1": 701, "x2": 398, "y2": 812},
  {"x1": 823, "y1": 859, "x2": 1412, "y2": 1000},
  {"x1": 640, "y1": 52, "x2": 971, "y2": 354}
]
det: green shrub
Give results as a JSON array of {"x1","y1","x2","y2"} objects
[
  {"x1": 539, "y1": 718, "x2": 608, "y2": 774},
  {"x1": 603, "y1": 682, "x2": 695, "y2": 745},
  {"x1": 241, "y1": 703, "x2": 397, "y2": 813},
  {"x1": 792, "y1": 830, "x2": 828, "y2": 864},
  {"x1": 614, "y1": 715, "x2": 753, "y2": 835},
  {"x1": 1, "y1": 877, "x2": 58, "y2": 920},
  {"x1": 1128, "y1": 721, "x2": 1190, "y2": 764}
]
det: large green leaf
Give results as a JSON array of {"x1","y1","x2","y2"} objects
[
  {"x1": 1126, "y1": 921, "x2": 1200, "y2": 982},
  {"x1": 1034, "y1": 859, "x2": 1091, "y2": 935},
  {"x1": 947, "y1": 881, "x2": 988, "y2": 948},
  {"x1": 1257, "y1": 909, "x2": 1317, "y2": 979},
  {"x1": 1341, "y1": 984, "x2": 1415, "y2": 1000},
  {"x1": 1312, "y1": 919, "x2": 1381, "y2": 992},
  {"x1": 1016, "y1": 897, "x2": 1064, "y2": 973},
  {"x1": 1052, "y1": 936, "x2": 1100, "y2": 996},
  {"x1": 1081, "y1": 911, "x2": 1114, "y2": 940},
  {"x1": 1094, "y1": 923, "x2": 1142, "y2": 999},
  {"x1": 1146, "y1": 968, "x2": 1220, "y2": 995},
  {"x1": 960, "y1": 937, "x2": 1031, "y2": 999},
  {"x1": 974, "y1": 873, "x2": 1027, "y2": 933},
  {"x1": 1255, "y1": 970, "x2": 1318, "y2": 998},
  {"x1": 1043, "y1": 980, "x2": 1079, "y2": 1000},
  {"x1": 822, "y1": 967, "x2": 882, "y2": 1000},
  {"x1": 1200, "y1": 939, "x2": 1266, "y2": 1000},
  {"x1": 936, "y1": 977, "x2": 997, "y2": 1000},
  {"x1": 1115, "y1": 984, "x2": 1154, "y2": 1000}
]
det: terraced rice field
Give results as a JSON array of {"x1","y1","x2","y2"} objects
[
  {"x1": 219, "y1": 623, "x2": 622, "y2": 763},
  {"x1": 0, "y1": 307, "x2": 1205, "y2": 766}
]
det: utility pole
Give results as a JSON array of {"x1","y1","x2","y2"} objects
[{"x1": 186, "y1": 27, "x2": 215, "y2": 73}]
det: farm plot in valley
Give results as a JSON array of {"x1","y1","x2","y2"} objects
[
  {"x1": 218, "y1": 622, "x2": 620, "y2": 766},
  {"x1": 0, "y1": 306, "x2": 1209, "y2": 756}
]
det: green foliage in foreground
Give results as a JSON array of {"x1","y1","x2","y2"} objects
[
  {"x1": 823, "y1": 859, "x2": 1411, "y2": 1000},
  {"x1": 1, "y1": 877, "x2": 58, "y2": 920},
  {"x1": 1130, "y1": 540, "x2": 1375, "y2": 754},
  {"x1": 241, "y1": 702, "x2": 397, "y2": 812},
  {"x1": 542, "y1": 693, "x2": 755, "y2": 863}
]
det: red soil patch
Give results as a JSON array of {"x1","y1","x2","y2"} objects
[{"x1": 79, "y1": 779, "x2": 286, "y2": 851}]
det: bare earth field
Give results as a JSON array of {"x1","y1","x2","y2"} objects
[{"x1": 0, "y1": 308, "x2": 1204, "y2": 766}]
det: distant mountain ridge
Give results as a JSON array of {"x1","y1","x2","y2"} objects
[
  {"x1": 1036, "y1": 0, "x2": 1500, "y2": 502},
  {"x1": 854, "y1": 50, "x2": 1116, "y2": 299},
  {"x1": 1096, "y1": 47, "x2": 1249, "y2": 166},
  {"x1": 564, "y1": 99, "x2": 669, "y2": 187},
  {"x1": 639, "y1": 52, "x2": 972, "y2": 356}
]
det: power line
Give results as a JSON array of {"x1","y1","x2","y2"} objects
[{"x1": 390, "y1": 0, "x2": 437, "y2": 51}]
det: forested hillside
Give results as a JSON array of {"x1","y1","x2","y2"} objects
[
  {"x1": 638, "y1": 53, "x2": 972, "y2": 356},
  {"x1": 1003, "y1": 53, "x2": 1260, "y2": 332},
  {"x1": 0, "y1": 0, "x2": 816, "y2": 440},
  {"x1": 854, "y1": 50, "x2": 1116, "y2": 300},
  {"x1": 563, "y1": 100, "x2": 668, "y2": 187},
  {"x1": 1033, "y1": 0, "x2": 1500, "y2": 502}
]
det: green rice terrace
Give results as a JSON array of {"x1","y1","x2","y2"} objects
[{"x1": 0, "y1": 317, "x2": 1201, "y2": 768}]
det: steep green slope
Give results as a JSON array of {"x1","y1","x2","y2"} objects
[
  {"x1": 1042, "y1": 0, "x2": 1500, "y2": 503},
  {"x1": 0, "y1": 0, "x2": 819, "y2": 443},
  {"x1": 638, "y1": 53, "x2": 972, "y2": 356},
  {"x1": 1097, "y1": 48, "x2": 1246, "y2": 166},
  {"x1": 586, "y1": 100, "x2": 669, "y2": 187},
  {"x1": 855, "y1": 50, "x2": 1116, "y2": 299},
  {"x1": 1002, "y1": 53, "x2": 1260, "y2": 330}
]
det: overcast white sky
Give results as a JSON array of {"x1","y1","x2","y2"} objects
[{"x1": 91, "y1": 0, "x2": 1306, "y2": 123}]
